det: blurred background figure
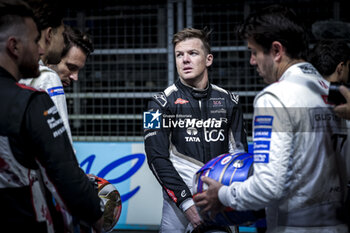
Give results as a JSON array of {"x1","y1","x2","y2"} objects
[
  {"x1": 26, "y1": 0, "x2": 65, "y2": 65},
  {"x1": 309, "y1": 39, "x2": 350, "y2": 228},
  {"x1": 309, "y1": 39, "x2": 350, "y2": 83},
  {"x1": 19, "y1": 0, "x2": 72, "y2": 143}
]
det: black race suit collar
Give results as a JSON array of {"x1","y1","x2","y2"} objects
[{"x1": 176, "y1": 79, "x2": 211, "y2": 100}]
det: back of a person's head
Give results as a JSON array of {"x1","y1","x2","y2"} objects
[
  {"x1": 309, "y1": 39, "x2": 350, "y2": 77},
  {"x1": 237, "y1": 4, "x2": 308, "y2": 60},
  {"x1": 172, "y1": 27, "x2": 212, "y2": 55},
  {"x1": 62, "y1": 26, "x2": 94, "y2": 58},
  {"x1": 0, "y1": 0, "x2": 34, "y2": 42},
  {"x1": 27, "y1": 0, "x2": 63, "y2": 31}
]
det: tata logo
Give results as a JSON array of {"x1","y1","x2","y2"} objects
[
  {"x1": 185, "y1": 136, "x2": 200, "y2": 142},
  {"x1": 186, "y1": 127, "x2": 198, "y2": 135},
  {"x1": 80, "y1": 153, "x2": 145, "y2": 202}
]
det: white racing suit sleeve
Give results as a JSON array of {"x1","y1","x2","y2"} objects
[
  {"x1": 180, "y1": 198, "x2": 195, "y2": 212},
  {"x1": 38, "y1": 71, "x2": 73, "y2": 145},
  {"x1": 20, "y1": 67, "x2": 73, "y2": 146},
  {"x1": 218, "y1": 92, "x2": 292, "y2": 211}
]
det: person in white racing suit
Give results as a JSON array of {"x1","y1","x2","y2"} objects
[
  {"x1": 194, "y1": 5, "x2": 349, "y2": 233},
  {"x1": 20, "y1": 62, "x2": 72, "y2": 144},
  {"x1": 19, "y1": 0, "x2": 72, "y2": 144},
  {"x1": 144, "y1": 28, "x2": 248, "y2": 233}
]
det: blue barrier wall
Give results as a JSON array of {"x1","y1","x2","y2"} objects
[{"x1": 74, "y1": 142, "x2": 256, "y2": 231}]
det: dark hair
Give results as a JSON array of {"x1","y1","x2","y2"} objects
[
  {"x1": 309, "y1": 39, "x2": 350, "y2": 77},
  {"x1": 237, "y1": 5, "x2": 308, "y2": 60},
  {"x1": 27, "y1": 0, "x2": 64, "y2": 31},
  {"x1": 0, "y1": 0, "x2": 34, "y2": 29},
  {"x1": 172, "y1": 27, "x2": 212, "y2": 54},
  {"x1": 62, "y1": 26, "x2": 94, "y2": 58}
]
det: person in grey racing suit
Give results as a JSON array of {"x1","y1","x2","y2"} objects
[{"x1": 194, "y1": 5, "x2": 349, "y2": 233}]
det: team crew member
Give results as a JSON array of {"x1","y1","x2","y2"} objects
[
  {"x1": 309, "y1": 39, "x2": 350, "y2": 85},
  {"x1": 194, "y1": 5, "x2": 349, "y2": 233},
  {"x1": 308, "y1": 39, "x2": 350, "y2": 179},
  {"x1": 144, "y1": 28, "x2": 247, "y2": 232},
  {"x1": 308, "y1": 39, "x2": 350, "y2": 121},
  {"x1": 19, "y1": 0, "x2": 72, "y2": 144},
  {"x1": 0, "y1": 1, "x2": 103, "y2": 232}
]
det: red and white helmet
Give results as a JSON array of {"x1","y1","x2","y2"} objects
[{"x1": 87, "y1": 174, "x2": 122, "y2": 232}]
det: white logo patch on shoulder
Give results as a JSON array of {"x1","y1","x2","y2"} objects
[
  {"x1": 230, "y1": 92, "x2": 239, "y2": 104},
  {"x1": 153, "y1": 92, "x2": 167, "y2": 107}
]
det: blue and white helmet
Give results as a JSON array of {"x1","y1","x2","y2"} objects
[{"x1": 193, "y1": 152, "x2": 263, "y2": 226}]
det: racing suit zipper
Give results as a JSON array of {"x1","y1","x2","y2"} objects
[
  {"x1": 199, "y1": 100, "x2": 205, "y2": 162},
  {"x1": 204, "y1": 98, "x2": 211, "y2": 162},
  {"x1": 199, "y1": 98, "x2": 211, "y2": 163}
]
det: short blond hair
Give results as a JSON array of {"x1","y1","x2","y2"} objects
[{"x1": 172, "y1": 27, "x2": 212, "y2": 55}]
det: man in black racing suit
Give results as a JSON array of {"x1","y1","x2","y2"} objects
[
  {"x1": 144, "y1": 28, "x2": 248, "y2": 233},
  {"x1": 0, "y1": 2, "x2": 103, "y2": 232}
]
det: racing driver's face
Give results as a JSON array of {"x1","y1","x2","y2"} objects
[
  {"x1": 54, "y1": 46, "x2": 87, "y2": 87},
  {"x1": 175, "y1": 38, "x2": 213, "y2": 87},
  {"x1": 248, "y1": 38, "x2": 276, "y2": 84}
]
